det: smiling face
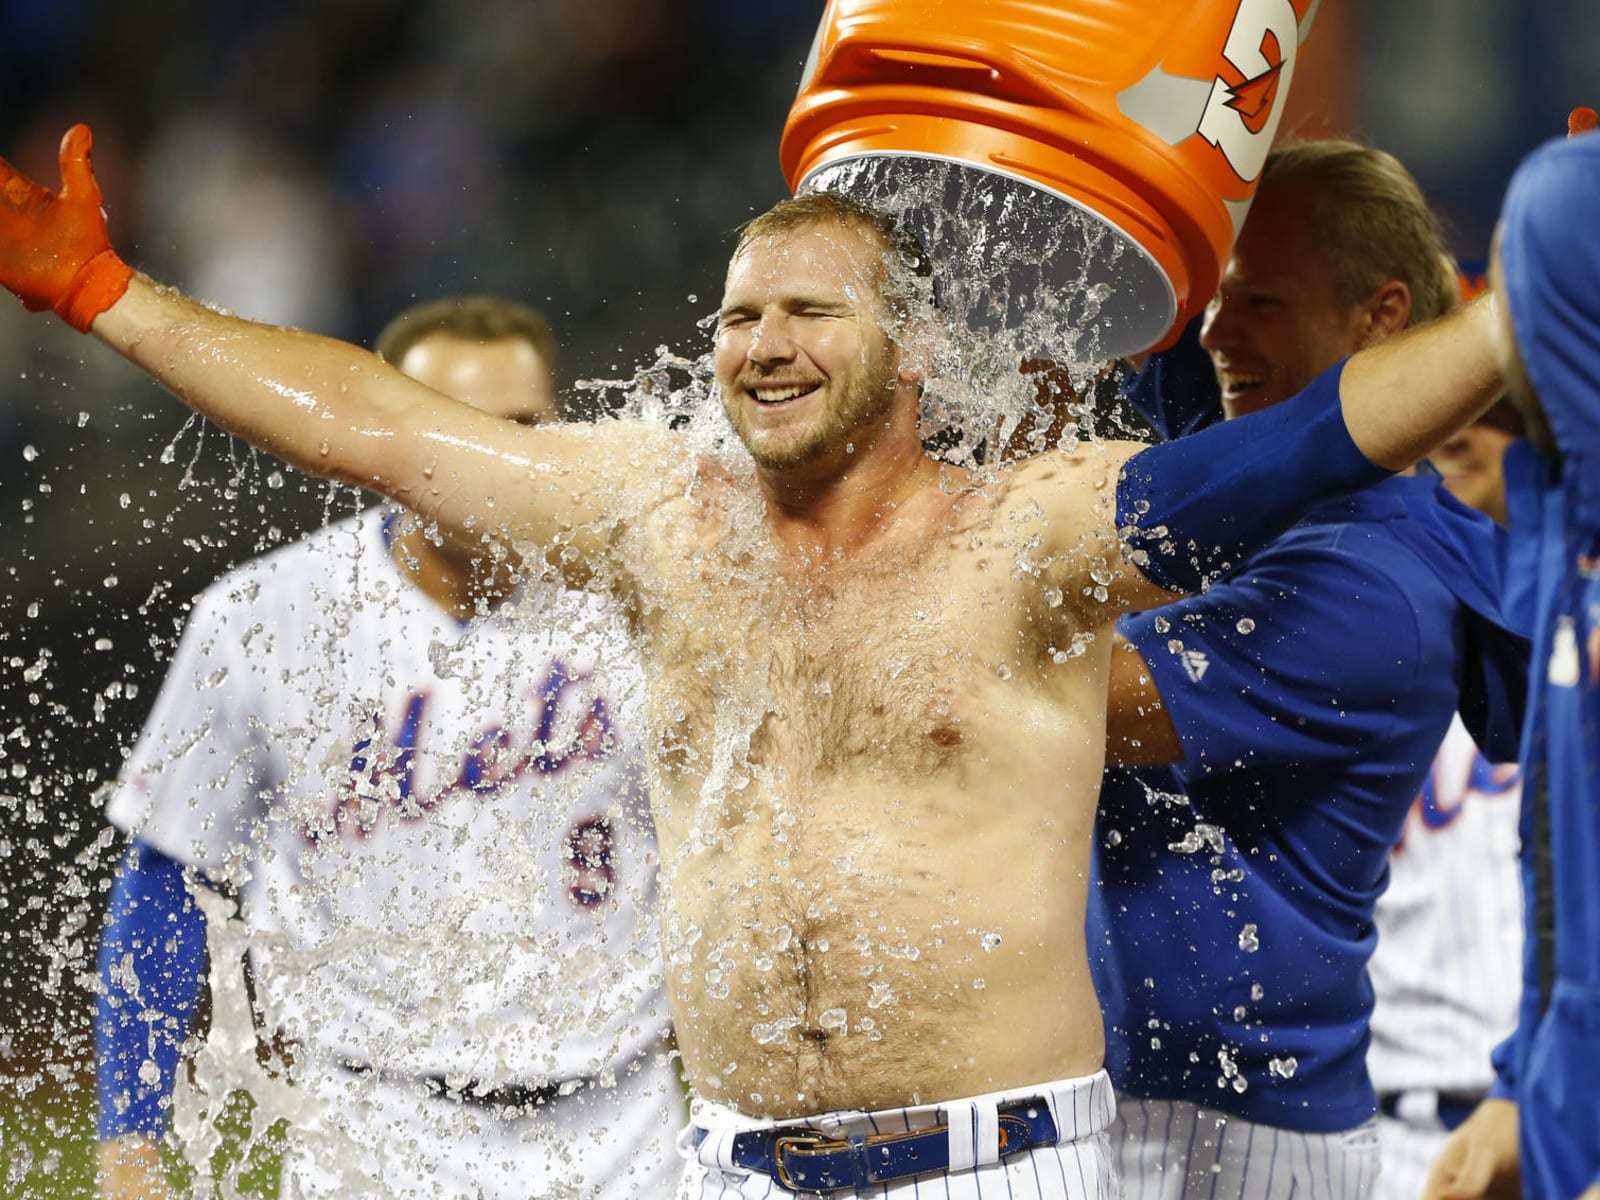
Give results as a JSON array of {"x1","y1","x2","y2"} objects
[
  {"x1": 713, "y1": 219, "x2": 905, "y2": 472},
  {"x1": 1200, "y1": 183, "x2": 1381, "y2": 419}
]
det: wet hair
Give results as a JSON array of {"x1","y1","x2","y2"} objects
[
  {"x1": 1261, "y1": 141, "x2": 1457, "y2": 328},
  {"x1": 735, "y1": 190, "x2": 935, "y2": 321},
  {"x1": 374, "y1": 295, "x2": 559, "y2": 375}
]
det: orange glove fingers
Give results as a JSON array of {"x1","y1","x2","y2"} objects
[
  {"x1": 0, "y1": 124, "x2": 132, "y2": 332},
  {"x1": 1570, "y1": 106, "x2": 1598, "y2": 138}
]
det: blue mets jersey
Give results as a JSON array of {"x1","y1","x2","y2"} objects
[{"x1": 1093, "y1": 474, "x2": 1515, "y2": 1134}]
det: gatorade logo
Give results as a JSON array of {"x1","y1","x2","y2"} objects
[{"x1": 1196, "y1": 0, "x2": 1299, "y2": 183}]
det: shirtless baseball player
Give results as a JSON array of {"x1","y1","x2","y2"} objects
[{"x1": 0, "y1": 126, "x2": 1506, "y2": 1197}]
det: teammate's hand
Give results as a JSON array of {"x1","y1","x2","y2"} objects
[
  {"x1": 1421, "y1": 1097, "x2": 1520, "y2": 1200},
  {"x1": 1570, "y1": 106, "x2": 1598, "y2": 138},
  {"x1": 96, "y1": 1135, "x2": 173, "y2": 1200},
  {"x1": 0, "y1": 124, "x2": 133, "y2": 332}
]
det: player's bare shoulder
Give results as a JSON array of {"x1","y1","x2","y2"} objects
[{"x1": 991, "y1": 438, "x2": 1152, "y2": 615}]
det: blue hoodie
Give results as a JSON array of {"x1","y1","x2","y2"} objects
[{"x1": 1491, "y1": 131, "x2": 1600, "y2": 1200}]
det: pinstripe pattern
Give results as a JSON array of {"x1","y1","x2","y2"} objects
[
  {"x1": 677, "y1": 1073, "x2": 1118, "y2": 1199},
  {"x1": 1111, "y1": 1098, "x2": 1379, "y2": 1200},
  {"x1": 1370, "y1": 1114, "x2": 1448, "y2": 1200}
]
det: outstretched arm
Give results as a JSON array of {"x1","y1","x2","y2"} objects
[
  {"x1": 0, "y1": 126, "x2": 687, "y2": 588},
  {"x1": 1022, "y1": 293, "x2": 1501, "y2": 614}
]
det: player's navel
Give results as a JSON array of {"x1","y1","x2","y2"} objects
[{"x1": 928, "y1": 724, "x2": 963, "y2": 748}]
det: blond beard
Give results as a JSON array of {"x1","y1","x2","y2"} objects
[{"x1": 723, "y1": 360, "x2": 899, "y2": 471}]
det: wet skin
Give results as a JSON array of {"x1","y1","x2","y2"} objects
[
  {"x1": 625, "y1": 224, "x2": 1174, "y2": 1115},
  {"x1": 102, "y1": 220, "x2": 1176, "y2": 1119},
  {"x1": 94, "y1": 215, "x2": 1504, "y2": 1120}
]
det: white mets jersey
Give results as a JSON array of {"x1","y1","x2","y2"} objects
[
  {"x1": 1367, "y1": 714, "x2": 1523, "y2": 1095},
  {"x1": 106, "y1": 509, "x2": 670, "y2": 1090}
]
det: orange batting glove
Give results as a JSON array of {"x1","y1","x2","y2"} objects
[
  {"x1": 1570, "y1": 106, "x2": 1598, "y2": 137},
  {"x1": 0, "y1": 123, "x2": 133, "y2": 332}
]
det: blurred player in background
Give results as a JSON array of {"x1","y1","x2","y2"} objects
[
  {"x1": 1367, "y1": 387, "x2": 1525, "y2": 1200},
  {"x1": 1423, "y1": 107, "x2": 1600, "y2": 1200},
  {"x1": 1097, "y1": 141, "x2": 1528, "y2": 1200},
  {"x1": 94, "y1": 296, "x2": 681, "y2": 1200}
]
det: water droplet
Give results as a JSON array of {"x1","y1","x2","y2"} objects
[
  {"x1": 748, "y1": 1017, "x2": 800, "y2": 1049},
  {"x1": 1268, "y1": 1056, "x2": 1298, "y2": 1079},
  {"x1": 1238, "y1": 923, "x2": 1260, "y2": 953},
  {"x1": 21, "y1": 445, "x2": 37, "y2": 462},
  {"x1": 980, "y1": 931, "x2": 1002, "y2": 952},
  {"x1": 1236, "y1": 617, "x2": 1256, "y2": 635}
]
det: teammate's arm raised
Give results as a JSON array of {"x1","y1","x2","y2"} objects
[
  {"x1": 1023, "y1": 293, "x2": 1503, "y2": 613},
  {"x1": 0, "y1": 126, "x2": 686, "y2": 589}
]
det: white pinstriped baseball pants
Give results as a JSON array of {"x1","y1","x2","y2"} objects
[
  {"x1": 676, "y1": 1070, "x2": 1118, "y2": 1199},
  {"x1": 1371, "y1": 1112, "x2": 1451, "y2": 1200},
  {"x1": 1111, "y1": 1097, "x2": 1381, "y2": 1200}
]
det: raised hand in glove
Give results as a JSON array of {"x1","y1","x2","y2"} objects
[
  {"x1": 0, "y1": 123, "x2": 133, "y2": 332},
  {"x1": 1570, "y1": 106, "x2": 1598, "y2": 137}
]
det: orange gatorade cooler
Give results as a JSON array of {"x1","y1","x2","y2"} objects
[{"x1": 782, "y1": 0, "x2": 1320, "y2": 357}]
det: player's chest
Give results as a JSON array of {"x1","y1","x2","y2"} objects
[{"x1": 645, "y1": 539, "x2": 1058, "y2": 770}]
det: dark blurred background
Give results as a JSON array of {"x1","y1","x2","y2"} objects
[{"x1": 0, "y1": 0, "x2": 1595, "y2": 1168}]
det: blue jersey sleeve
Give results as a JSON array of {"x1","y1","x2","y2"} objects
[
  {"x1": 1116, "y1": 360, "x2": 1392, "y2": 594},
  {"x1": 95, "y1": 839, "x2": 210, "y2": 1140},
  {"x1": 1119, "y1": 536, "x2": 1437, "y2": 774},
  {"x1": 1117, "y1": 315, "x2": 1222, "y2": 440},
  {"x1": 1488, "y1": 1030, "x2": 1518, "y2": 1100}
]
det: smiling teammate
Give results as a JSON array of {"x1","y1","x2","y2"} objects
[{"x1": 1098, "y1": 141, "x2": 1528, "y2": 1200}]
